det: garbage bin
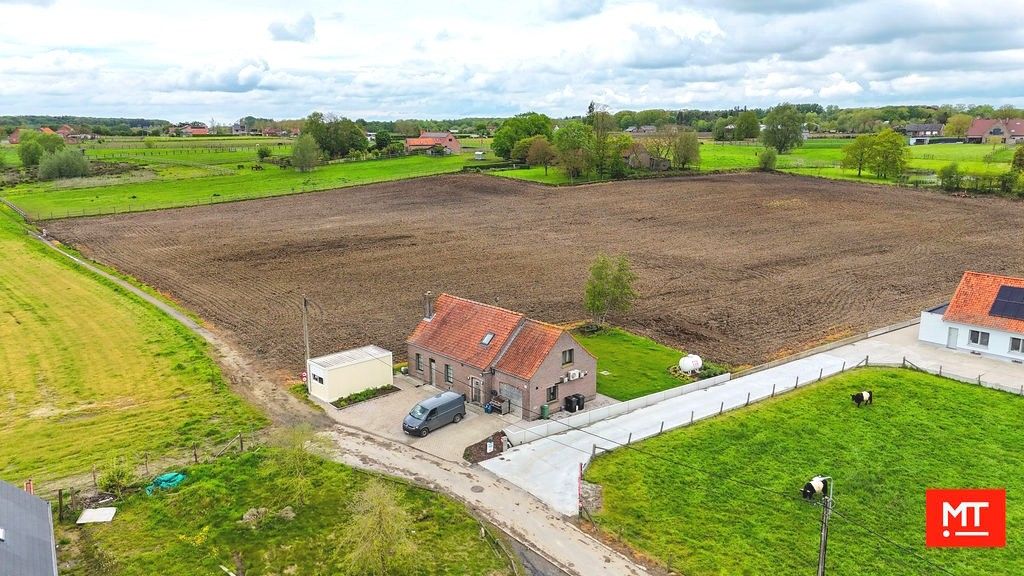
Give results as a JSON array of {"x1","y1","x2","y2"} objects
[
  {"x1": 540, "y1": 403, "x2": 550, "y2": 419},
  {"x1": 574, "y1": 393, "x2": 586, "y2": 410},
  {"x1": 564, "y1": 395, "x2": 577, "y2": 413}
]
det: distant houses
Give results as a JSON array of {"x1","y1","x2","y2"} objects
[
  {"x1": 7, "y1": 125, "x2": 93, "y2": 145},
  {"x1": 966, "y1": 118, "x2": 1024, "y2": 144},
  {"x1": 624, "y1": 125, "x2": 657, "y2": 134},
  {"x1": 622, "y1": 142, "x2": 670, "y2": 171},
  {"x1": 404, "y1": 130, "x2": 462, "y2": 154}
]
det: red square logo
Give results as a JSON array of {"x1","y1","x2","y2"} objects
[{"x1": 926, "y1": 489, "x2": 1006, "y2": 548}]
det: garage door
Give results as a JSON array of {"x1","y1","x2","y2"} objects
[{"x1": 498, "y1": 382, "x2": 523, "y2": 418}]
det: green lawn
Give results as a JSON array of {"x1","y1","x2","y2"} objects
[
  {"x1": 493, "y1": 139, "x2": 1016, "y2": 187},
  {"x1": 3, "y1": 154, "x2": 474, "y2": 219},
  {"x1": 494, "y1": 166, "x2": 606, "y2": 185},
  {"x1": 0, "y1": 205, "x2": 264, "y2": 483},
  {"x1": 573, "y1": 327, "x2": 724, "y2": 400},
  {"x1": 62, "y1": 449, "x2": 513, "y2": 575},
  {"x1": 585, "y1": 368, "x2": 1024, "y2": 576}
]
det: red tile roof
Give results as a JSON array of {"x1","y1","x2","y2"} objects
[
  {"x1": 967, "y1": 118, "x2": 1024, "y2": 138},
  {"x1": 405, "y1": 136, "x2": 450, "y2": 147},
  {"x1": 943, "y1": 271, "x2": 1024, "y2": 334},
  {"x1": 408, "y1": 294, "x2": 524, "y2": 369},
  {"x1": 39, "y1": 127, "x2": 55, "y2": 134},
  {"x1": 495, "y1": 320, "x2": 563, "y2": 380}
]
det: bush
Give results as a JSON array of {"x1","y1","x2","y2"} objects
[
  {"x1": 18, "y1": 141, "x2": 44, "y2": 167},
  {"x1": 38, "y1": 149, "x2": 89, "y2": 180},
  {"x1": 758, "y1": 148, "x2": 777, "y2": 171},
  {"x1": 99, "y1": 459, "x2": 138, "y2": 497},
  {"x1": 937, "y1": 163, "x2": 962, "y2": 191},
  {"x1": 256, "y1": 145, "x2": 272, "y2": 161}
]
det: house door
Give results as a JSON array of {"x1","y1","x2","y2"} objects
[
  {"x1": 498, "y1": 382, "x2": 523, "y2": 418},
  {"x1": 469, "y1": 377, "x2": 482, "y2": 404},
  {"x1": 946, "y1": 327, "x2": 958, "y2": 349},
  {"x1": 428, "y1": 359, "x2": 436, "y2": 385}
]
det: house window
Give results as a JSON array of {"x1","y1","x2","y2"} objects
[
  {"x1": 546, "y1": 384, "x2": 558, "y2": 402},
  {"x1": 445, "y1": 364, "x2": 453, "y2": 384},
  {"x1": 1011, "y1": 337, "x2": 1023, "y2": 353},
  {"x1": 969, "y1": 330, "x2": 990, "y2": 347},
  {"x1": 481, "y1": 332, "x2": 495, "y2": 346},
  {"x1": 415, "y1": 353, "x2": 422, "y2": 371},
  {"x1": 561, "y1": 349, "x2": 574, "y2": 365}
]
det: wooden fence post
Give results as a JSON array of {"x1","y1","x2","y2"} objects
[
  {"x1": 239, "y1": 433, "x2": 244, "y2": 452},
  {"x1": 92, "y1": 465, "x2": 97, "y2": 490},
  {"x1": 58, "y1": 489, "x2": 64, "y2": 523},
  {"x1": 144, "y1": 453, "x2": 149, "y2": 475},
  {"x1": 193, "y1": 443, "x2": 198, "y2": 464}
]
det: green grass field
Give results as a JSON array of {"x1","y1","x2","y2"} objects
[
  {"x1": 3, "y1": 154, "x2": 474, "y2": 219},
  {"x1": 62, "y1": 449, "x2": 513, "y2": 575},
  {"x1": 493, "y1": 139, "x2": 1016, "y2": 187},
  {"x1": 574, "y1": 328, "x2": 692, "y2": 400},
  {"x1": 585, "y1": 368, "x2": 1024, "y2": 575},
  {"x1": 0, "y1": 205, "x2": 264, "y2": 483}
]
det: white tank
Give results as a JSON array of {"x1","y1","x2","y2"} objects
[{"x1": 678, "y1": 354, "x2": 703, "y2": 374}]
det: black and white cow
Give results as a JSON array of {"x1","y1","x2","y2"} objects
[
  {"x1": 802, "y1": 476, "x2": 828, "y2": 501},
  {"x1": 851, "y1": 390, "x2": 873, "y2": 407}
]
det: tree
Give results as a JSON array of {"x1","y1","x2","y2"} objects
[
  {"x1": 342, "y1": 479, "x2": 417, "y2": 576},
  {"x1": 712, "y1": 117, "x2": 732, "y2": 141},
  {"x1": 735, "y1": 110, "x2": 760, "y2": 139},
  {"x1": 256, "y1": 145, "x2": 271, "y2": 161},
  {"x1": 374, "y1": 130, "x2": 392, "y2": 150},
  {"x1": 671, "y1": 130, "x2": 700, "y2": 169},
  {"x1": 511, "y1": 136, "x2": 536, "y2": 162},
  {"x1": 840, "y1": 134, "x2": 875, "y2": 177},
  {"x1": 1012, "y1": 145, "x2": 1024, "y2": 172},
  {"x1": 526, "y1": 137, "x2": 556, "y2": 175},
  {"x1": 937, "y1": 163, "x2": 962, "y2": 191},
  {"x1": 760, "y1": 103, "x2": 804, "y2": 153},
  {"x1": 758, "y1": 148, "x2": 777, "y2": 170},
  {"x1": 263, "y1": 424, "x2": 330, "y2": 506},
  {"x1": 18, "y1": 140, "x2": 44, "y2": 167},
  {"x1": 393, "y1": 120, "x2": 420, "y2": 136},
  {"x1": 866, "y1": 128, "x2": 909, "y2": 179},
  {"x1": 38, "y1": 149, "x2": 89, "y2": 180},
  {"x1": 291, "y1": 134, "x2": 320, "y2": 172},
  {"x1": 584, "y1": 254, "x2": 638, "y2": 325},
  {"x1": 586, "y1": 108, "x2": 617, "y2": 176},
  {"x1": 302, "y1": 113, "x2": 367, "y2": 159},
  {"x1": 492, "y1": 112, "x2": 554, "y2": 159},
  {"x1": 552, "y1": 121, "x2": 593, "y2": 180},
  {"x1": 945, "y1": 114, "x2": 973, "y2": 138}
]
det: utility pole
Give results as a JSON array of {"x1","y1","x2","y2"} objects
[
  {"x1": 301, "y1": 294, "x2": 310, "y2": 364},
  {"x1": 813, "y1": 476, "x2": 834, "y2": 576}
]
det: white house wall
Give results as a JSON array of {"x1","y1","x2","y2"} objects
[{"x1": 919, "y1": 311, "x2": 1024, "y2": 362}]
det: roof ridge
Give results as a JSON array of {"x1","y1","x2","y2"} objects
[
  {"x1": 437, "y1": 293, "x2": 525, "y2": 319},
  {"x1": 962, "y1": 270, "x2": 1024, "y2": 281}
]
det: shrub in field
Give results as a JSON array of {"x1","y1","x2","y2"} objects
[
  {"x1": 343, "y1": 479, "x2": 417, "y2": 576},
  {"x1": 99, "y1": 459, "x2": 138, "y2": 498},
  {"x1": 937, "y1": 163, "x2": 962, "y2": 191},
  {"x1": 18, "y1": 140, "x2": 44, "y2": 167},
  {"x1": 38, "y1": 149, "x2": 89, "y2": 180},
  {"x1": 672, "y1": 130, "x2": 700, "y2": 169},
  {"x1": 291, "y1": 134, "x2": 320, "y2": 172},
  {"x1": 758, "y1": 148, "x2": 777, "y2": 170},
  {"x1": 998, "y1": 171, "x2": 1019, "y2": 195},
  {"x1": 1013, "y1": 146, "x2": 1024, "y2": 173},
  {"x1": 256, "y1": 145, "x2": 272, "y2": 161}
]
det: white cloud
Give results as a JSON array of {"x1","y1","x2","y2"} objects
[
  {"x1": 818, "y1": 74, "x2": 863, "y2": 98},
  {"x1": 268, "y1": 13, "x2": 315, "y2": 42},
  {"x1": 542, "y1": 0, "x2": 605, "y2": 20}
]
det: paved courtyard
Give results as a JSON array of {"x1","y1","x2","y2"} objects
[
  {"x1": 482, "y1": 323, "x2": 1024, "y2": 515},
  {"x1": 317, "y1": 374, "x2": 519, "y2": 462}
]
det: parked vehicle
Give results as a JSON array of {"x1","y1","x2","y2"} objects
[{"x1": 403, "y1": 391, "x2": 465, "y2": 437}]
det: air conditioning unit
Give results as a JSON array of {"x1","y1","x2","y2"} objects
[{"x1": 567, "y1": 369, "x2": 581, "y2": 381}]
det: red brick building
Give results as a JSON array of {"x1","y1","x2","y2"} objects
[
  {"x1": 407, "y1": 293, "x2": 596, "y2": 420},
  {"x1": 404, "y1": 130, "x2": 462, "y2": 154}
]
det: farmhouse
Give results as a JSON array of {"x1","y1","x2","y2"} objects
[
  {"x1": 306, "y1": 345, "x2": 393, "y2": 403},
  {"x1": 622, "y1": 143, "x2": 671, "y2": 171},
  {"x1": 919, "y1": 271, "x2": 1024, "y2": 362},
  {"x1": 900, "y1": 123, "x2": 943, "y2": 144},
  {"x1": 966, "y1": 118, "x2": 1024, "y2": 144},
  {"x1": 407, "y1": 293, "x2": 596, "y2": 420},
  {"x1": 0, "y1": 480, "x2": 58, "y2": 576},
  {"x1": 8, "y1": 128, "x2": 22, "y2": 144},
  {"x1": 404, "y1": 130, "x2": 462, "y2": 154},
  {"x1": 56, "y1": 124, "x2": 73, "y2": 138}
]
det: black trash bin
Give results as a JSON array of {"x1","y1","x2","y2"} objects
[
  {"x1": 564, "y1": 394, "x2": 578, "y2": 413},
  {"x1": 573, "y1": 393, "x2": 586, "y2": 410}
]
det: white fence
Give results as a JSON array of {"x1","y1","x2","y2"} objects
[{"x1": 504, "y1": 373, "x2": 732, "y2": 446}]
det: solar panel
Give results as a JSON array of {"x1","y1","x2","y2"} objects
[{"x1": 989, "y1": 285, "x2": 1024, "y2": 320}]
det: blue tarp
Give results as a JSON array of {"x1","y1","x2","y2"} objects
[{"x1": 145, "y1": 472, "x2": 186, "y2": 495}]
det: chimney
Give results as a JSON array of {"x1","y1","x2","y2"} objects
[{"x1": 423, "y1": 291, "x2": 435, "y2": 320}]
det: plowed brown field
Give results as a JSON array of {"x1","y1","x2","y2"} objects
[{"x1": 48, "y1": 172, "x2": 1024, "y2": 377}]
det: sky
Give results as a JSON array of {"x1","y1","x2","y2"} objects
[{"x1": 2, "y1": 0, "x2": 1024, "y2": 123}]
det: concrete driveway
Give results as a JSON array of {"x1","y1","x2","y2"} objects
[{"x1": 318, "y1": 374, "x2": 518, "y2": 462}]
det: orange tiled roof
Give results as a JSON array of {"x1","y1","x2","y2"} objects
[
  {"x1": 495, "y1": 319, "x2": 563, "y2": 380},
  {"x1": 39, "y1": 127, "x2": 55, "y2": 134},
  {"x1": 408, "y1": 294, "x2": 524, "y2": 369},
  {"x1": 943, "y1": 271, "x2": 1024, "y2": 333},
  {"x1": 405, "y1": 136, "x2": 448, "y2": 147}
]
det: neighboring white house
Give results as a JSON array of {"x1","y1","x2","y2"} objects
[
  {"x1": 919, "y1": 271, "x2": 1024, "y2": 363},
  {"x1": 307, "y1": 345, "x2": 393, "y2": 403}
]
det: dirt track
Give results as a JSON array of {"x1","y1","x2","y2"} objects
[{"x1": 48, "y1": 172, "x2": 1024, "y2": 376}]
